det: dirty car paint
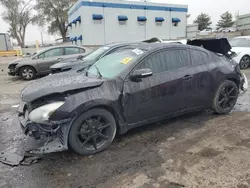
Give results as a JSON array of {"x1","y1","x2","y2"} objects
[
  {"x1": 21, "y1": 71, "x2": 103, "y2": 102},
  {"x1": 18, "y1": 42, "x2": 246, "y2": 154}
]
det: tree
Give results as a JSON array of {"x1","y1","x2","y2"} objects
[
  {"x1": 0, "y1": 0, "x2": 37, "y2": 47},
  {"x1": 194, "y1": 13, "x2": 212, "y2": 31},
  {"x1": 35, "y1": 0, "x2": 75, "y2": 42},
  {"x1": 217, "y1": 11, "x2": 235, "y2": 28}
]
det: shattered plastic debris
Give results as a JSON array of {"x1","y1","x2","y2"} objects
[
  {"x1": 0, "y1": 151, "x2": 42, "y2": 166},
  {"x1": 0, "y1": 152, "x2": 24, "y2": 166}
]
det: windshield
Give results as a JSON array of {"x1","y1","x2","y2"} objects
[
  {"x1": 230, "y1": 38, "x2": 250, "y2": 47},
  {"x1": 87, "y1": 48, "x2": 145, "y2": 78},
  {"x1": 31, "y1": 49, "x2": 46, "y2": 58},
  {"x1": 83, "y1": 46, "x2": 110, "y2": 61}
]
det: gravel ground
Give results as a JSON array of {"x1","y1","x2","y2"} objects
[{"x1": 1, "y1": 57, "x2": 250, "y2": 188}]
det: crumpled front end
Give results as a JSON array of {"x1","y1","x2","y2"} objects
[{"x1": 17, "y1": 102, "x2": 72, "y2": 154}]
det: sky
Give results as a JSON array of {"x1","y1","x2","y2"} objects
[{"x1": 0, "y1": 0, "x2": 249, "y2": 44}]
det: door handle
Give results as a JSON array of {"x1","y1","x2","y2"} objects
[
  {"x1": 183, "y1": 75, "x2": 193, "y2": 80},
  {"x1": 57, "y1": 58, "x2": 63, "y2": 60}
]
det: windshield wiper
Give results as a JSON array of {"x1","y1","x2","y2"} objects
[
  {"x1": 84, "y1": 64, "x2": 92, "y2": 76},
  {"x1": 95, "y1": 65, "x2": 102, "y2": 78}
]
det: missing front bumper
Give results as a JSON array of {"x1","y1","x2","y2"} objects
[{"x1": 17, "y1": 103, "x2": 72, "y2": 154}]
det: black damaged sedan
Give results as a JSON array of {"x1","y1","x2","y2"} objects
[{"x1": 18, "y1": 42, "x2": 247, "y2": 155}]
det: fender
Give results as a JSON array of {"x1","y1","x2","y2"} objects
[{"x1": 72, "y1": 98, "x2": 124, "y2": 121}]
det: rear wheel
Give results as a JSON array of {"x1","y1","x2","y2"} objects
[
  {"x1": 19, "y1": 66, "x2": 36, "y2": 80},
  {"x1": 239, "y1": 55, "x2": 250, "y2": 69},
  {"x1": 68, "y1": 108, "x2": 117, "y2": 155},
  {"x1": 213, "y1": 80, "x2": 238, "y2": 114}
]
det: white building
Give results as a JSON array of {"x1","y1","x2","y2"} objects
[
  {"x1": 68, "y1": 0, "x2": 188, "y2": 45},
  {"x1": 236, "y1": 13, "x2": 250, "y2": 31},
  {"x1": 186, "y1": 24, "x2": 198, "y2": 38},
  {"x1": 0, "y1": 33, "x2": 12, "y2": 51}
]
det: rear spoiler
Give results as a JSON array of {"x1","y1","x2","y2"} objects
[
  {"x1": 186, "y1": 38, "x2": 232, "y2": 56},
  {"x1": 143, "y1": 37, "x2": 232, "y2": 56}
]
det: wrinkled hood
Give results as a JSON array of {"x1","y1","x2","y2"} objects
[
  {"x1": 21, "y1": 71, "x2": 104, "y2": 102},
  {"x1": 231, "y1": 47, "x2": 250, "y2": 53},
  {"x1": 8, "y1": 58, "x2": 30, "y2": 65}
]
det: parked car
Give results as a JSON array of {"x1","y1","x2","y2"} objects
[
  {"x1": 8, "y1": 45, "x2": 91, "y2": 80},
  {"x1": 198, "y1": 29, "x2": 212, "y2": 35},
  {"x1": 142, "y1": 37, "x2": 187, "y2": 44},
  {"x1": 230, "y1": 36, "x2": 250, "y2": 69},
  {"x1": 50, "y1": 42, "x2": 140, "y2": 74},
  {"x1": 222, "y1": 27, "x2": 236, "y2": 33},
  {"x1": 18, "y1": 41, "x2": 247, "y2": 155},
  {"x1": 162, "y1": 39, "x2": 187, "y2": 44}
]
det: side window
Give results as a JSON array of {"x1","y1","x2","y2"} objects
[
  {"x1": 43, "y1": 48, "x2": 64, "y2": 58},
  {"x1": 65, "y1": 47, "x2": 82, "y2": 55},
  {"x1": 38, "y1": 53, "x2": 45, "y2": 59},
  {"x1": 189, "y1": 49, "x2": 209, "y2": 66},
  {"x1": 136, "y1": 49, "x2": 190, "y2": 74}
]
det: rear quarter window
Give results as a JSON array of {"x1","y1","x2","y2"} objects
[
  {"x1": 136, "y1": 49, "x2": 190, "y2": 73},
  {"x1": 189, "y1": 49, "x2": 210, "y2": 66}
]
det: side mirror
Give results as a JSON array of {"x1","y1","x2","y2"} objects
[
  {"x1": 129, "y1": 68, "x2": 153, "y2": 81},
  {"x1": 77, "y1": 55, "x2": 85, "y2": 60}
]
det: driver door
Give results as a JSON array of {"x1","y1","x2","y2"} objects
[
  {"x1": 123, "y1": 49, "x2": 192, "y2": 125},
  {"x1": 37, "y1": 47, "x2": 64, "y2": 74}
]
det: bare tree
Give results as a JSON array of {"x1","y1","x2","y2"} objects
[
  {"x1": 35, "y1": 0, "x2": 75, "y2": 42},
  {"x1": 0, "y1": 0, "x2": 37, "y2": 47}
]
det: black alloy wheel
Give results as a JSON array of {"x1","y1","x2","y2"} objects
[
  {"x1": 20, "y1": 66, "x2": 36, "y2": 80},
  {"x1": 213, "y1": 80, "x2": 239, "y2": 114},
  {"x1": 239, "y1": 55, "x2": 250, "y2": 69},
  {"x1": 69, "y1": 108, "x2": 117, "y2": 155}
]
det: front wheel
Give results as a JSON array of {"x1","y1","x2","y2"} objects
[
  {"x1": 239, "y1": 55, "x2": 250, "y2": 69},
  {"x1": 68, "y1": 108, "x2": 117, "y2": 155},
  {"x1": 19, "y1": 66, "x2": 36, "y2": 80},
  {"x1": 213, "y1": 80, "x2": 239, "y2": 114}
]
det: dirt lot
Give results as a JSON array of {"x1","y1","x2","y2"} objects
[{"x1": 1, "y1": 57, "x2": 250, "y2": 188}]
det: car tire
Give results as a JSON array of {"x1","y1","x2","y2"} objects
[
  {"x1": 239, "y1": 55, "x2": 250, "y2": 69},
  {"x1": 19, "y1": 66, "x2": 36, "y2": 80},
  {"x1": 68, "y1": 108, "x2": 117, "y2": 155},
  {"x1": 213, "y1": 80, "x2": 238, "y2": 114}
]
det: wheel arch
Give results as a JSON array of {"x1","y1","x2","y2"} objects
[
  {"x1": 69, "y1": 102, "x2": 126, "y2": 135},
  {"x1": 242, "y1": 54, "x2": 250, "y2": 58},
  {"x1": 17, "y1": 65, "x2": 37, "y2": 76},
  {"x1": 89, "y1": 105, "x2": 123, "y2": 133},
  {"x1": 227, "y1": 77, "x2": 240, "y2": 89}
]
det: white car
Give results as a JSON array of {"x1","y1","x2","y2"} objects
[
  {"x1": 198, "y1": 29, "x2": 212, "y2": 35},
  {"x1": 143, "y1": 37, "x2": 187, "y2": 44},
  {"x1": 222, "y1": 27, "x2": 236, "y2": 32},
  {"x1": 162, "y1": 39, "x2": 187, "y2": 44},
  {"x1": 230, "y1": 36, "x2": 250, "y2": 69}
]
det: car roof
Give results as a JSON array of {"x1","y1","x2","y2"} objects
[
  {"x1": 45, "y1": 45, "x2": 85, "y2": 50},
  {"x1": 104, "y1": 42, "x2": 143, "y2": 47},
  {"x1": 128, "y1": 42, "x2": 186, "y2": 51},
  {"x1": 234, "y1": 36, "x2": 250, "y2": 39}
]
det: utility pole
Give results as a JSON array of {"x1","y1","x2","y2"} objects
[{"x1": 41, "y1": 31, "x2": 44, "y2": 46}]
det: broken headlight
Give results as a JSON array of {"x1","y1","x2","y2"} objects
[{"x1": 28, "y1": 101, "x2": 64, "y2": 124}]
